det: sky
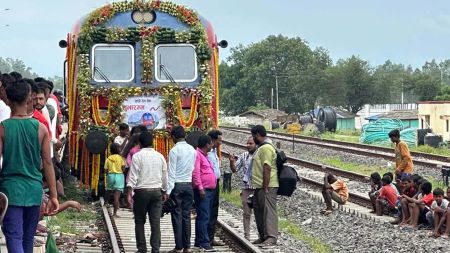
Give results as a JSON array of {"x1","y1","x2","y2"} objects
[{"x1": 0, "y1": 0, "x2": 450, "y2": 77}]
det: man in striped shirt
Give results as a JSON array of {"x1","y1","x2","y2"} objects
[{"x1": 230, "y1": 136, "x2": 257, "y2": 240}]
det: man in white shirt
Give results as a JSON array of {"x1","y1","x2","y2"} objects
[
  {"x1": 127, "y1": 131, "x2": 168, "y2": 253},
  {"x1": 167, "y1": 126, "x2": 196, "y2": 253}
]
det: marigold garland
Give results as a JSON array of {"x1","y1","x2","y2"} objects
[
  {"x1": 71, "y1": 0, "x2": 217, "y2": 193},
  {"x1": 176, "y1": 93, "x2": 198, "y2": 128},
  {"x1": 92, "y1": 96, "x2": 112, "y2": 126}
]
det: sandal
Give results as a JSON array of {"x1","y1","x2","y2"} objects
[
  {"x1": 320, "y1": 209, "x2": 332, "y2": 215},
  {"x1": 441, "y1": 234, "x2": 449, "y2": 239}
]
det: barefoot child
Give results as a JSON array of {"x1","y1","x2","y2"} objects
[
  {"x1": 321, "y1": 173, "x2": 349, "y2": 215},
  {"x1": 428, "y1": 188, "x2": 449, "y2": 237},
  {"x1": 376, "y1": 175, "x2": 399, "y2": 216},
  {"x1": 105, "y1": 143, "x2": 126, "y2": 217}
]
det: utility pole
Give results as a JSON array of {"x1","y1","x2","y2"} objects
[
  {"x1": 271, "y1": 88, "x2": 274, "y2": 109},
  {"x1": 401, "y1": 81, "x2": 404, "y2": 104},
  {"x1": 275, "y1": 75, "x2": 279, "y2": 111}
]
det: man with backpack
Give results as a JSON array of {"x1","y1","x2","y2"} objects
[{"x1": 250, "y1": 125, "x2": 278, "y2": 247}]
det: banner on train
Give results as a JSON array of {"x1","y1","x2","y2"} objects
[{"x1": 122, "y1": 96, "x2": 166, "y2": 130}]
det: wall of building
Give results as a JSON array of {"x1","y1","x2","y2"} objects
[
  {"x1": 336, "y1": 118, "x2": 355, "y2": 131},
  {"x1": 418, "y1": 103, "x2": 450, "y2": 141}
]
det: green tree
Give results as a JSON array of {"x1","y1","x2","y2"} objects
[
  {"x1": 330, "y1": 56, "x2": 374, "y2": 113},
  {"x1": 219, "y1": 35, "x2": 331, "y2": 115},
  {"x1": 0, "y1": 57, "x2": 38, "y2": 79}
]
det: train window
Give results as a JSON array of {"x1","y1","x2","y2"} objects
[
  {"x1": 155, "y1": 44, "x2": 197, "y2": 83},
  {"x1": 92, "y1": 44, "x2": 135, "y2": 83}
]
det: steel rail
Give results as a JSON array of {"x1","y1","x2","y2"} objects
[
  {"x1": 222, "y1": 140, "x2": 368, "y2": 182},
  {"x1": 221, "y1": 149, "x2": 372, "y2": 209},
  {"x1": 100, "y1": 197, "x2": 122, "y2": 253},
  {"x1": 221, "y1": 126, "x2": 449, "y2": 168}
]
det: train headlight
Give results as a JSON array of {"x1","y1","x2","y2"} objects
[{"x1": 132, "y1": 10, "x2": 155, "y2": 24}]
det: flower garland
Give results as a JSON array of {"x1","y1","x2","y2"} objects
[
  {"x1": 72, "y1": 1, "x2": 217, "y2": 193},
  {"x1": 176, "y1": 93, "x2": 198, "y2": 128},
  {"x1": 92, "y1": 96, "x2": 112, "y2": 126}
]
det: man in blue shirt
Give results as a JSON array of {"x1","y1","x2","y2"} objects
[
  {"x1": 167, "y1": 126, "x2": 197, "y2": 253},
  {"x1": 207, "y1": 130, "x2": 225, "y2": 247}
]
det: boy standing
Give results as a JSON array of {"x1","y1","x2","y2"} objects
[
  {"x1": 0, "y1": 80, "x2": 59, "y2": 253},
  {"x1": 388, "y1": 129, "x2": 414, "y2": 182}
]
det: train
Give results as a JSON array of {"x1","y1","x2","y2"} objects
[{"x1": 59, "y1": 0, "x2": 227, "y2": 194}]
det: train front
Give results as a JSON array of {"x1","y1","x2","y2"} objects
[{"x1": 63, "y1": 1, "x2": 226, "y2": 193}]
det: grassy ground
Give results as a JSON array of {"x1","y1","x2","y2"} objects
[
  {"x1": 320, "y1": 157, "x2": 390, "y2": 177},
  {"x1": 273, "y1": 128, "x2": 450, "y2": 156},
  {"x1": 221, "y1": 189, "x2": 332, "y2": 253},
  {"x1": 47, "y1": 181, "x2": 97, "y2": 234},
  {"x1": 411, "y1": 145, "x2": 450, "y2": 157}
]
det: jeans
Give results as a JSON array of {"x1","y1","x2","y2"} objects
[
  {"x1": 170, "y1": 183, "x2": 193, "y2": 250},
  {"x1": 208, "y1": 179, "x2": 220, "y2": 242},
  {"x1": 133, "y1": 189, "x2": 162, "y2": 253},
  {"x1": 253, "y1": 188, "x2": 278, "y2": 243},
  {"x1": 3, "y1": 205, "x2": 40, "y2": 253},
  {"x1": 194, "y1": 189, "x2": 215, "y2": 248}
]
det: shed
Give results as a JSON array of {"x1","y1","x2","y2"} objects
[
  {"x1": 334, "y1": 108, "x2": 356, "y2": 131},
  {"x1": 417, "y1": 102, "x2": 450, "y2": 141},
  {"x1": 366, "y1": 110, "x2": 419, "y2": 128},
  {"x1": 239, "y1": 109, "x2": 287, "y2": 122}
]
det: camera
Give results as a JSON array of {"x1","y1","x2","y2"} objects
[{"x1": 161, "y1": 198, "x2": 177, "y2": 217}]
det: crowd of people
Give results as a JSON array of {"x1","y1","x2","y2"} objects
[
  {"x1": 0, "y1": 72, "x2": 79, "y2": 253},
  {"x1": 112, "y1": 124, "x2": 279, "y2": 253},
  {"x1": 2, "y1": 70, "x2": 448, "y2": 253}
]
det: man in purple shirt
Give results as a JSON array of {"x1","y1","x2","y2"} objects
[{"x1": 192, "y1": 134, "x2": 216, "y2": 252}]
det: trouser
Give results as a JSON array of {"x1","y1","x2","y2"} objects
[
  {"x1": 240, "y1": 189, "x2": 254, "y2": 239},
  {"x1": 208, "y1": 179, "x2": 220, "y2": 242},
  {"x1": 3, "y1": 205, "x2": 40, "y2": 253},
  {"x1": 170, "y1": 183, "x2": 193, "y2": 250},
  {"x1": 253, "y1": 188, "x2": 278, "y2": 242},
  {"x1": 194, "y1": 189, "x2": 215, "y2": 248},
  {"x1": 133, "y1": 189, "x2": 162, "y2": 253}
]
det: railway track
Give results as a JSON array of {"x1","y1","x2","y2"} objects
[
  {"x1": 222, "y1": 140, "x2": 368, "y2": 183},
  {"x1": 221, "y1": 141, "x2": 372, "y2": 209},
  {"x1": 221, "y1": 126, "x2": 450, "y2": 168},
  {"x1": 99, "y1": 198, "x2": 273, "y2": 253}
]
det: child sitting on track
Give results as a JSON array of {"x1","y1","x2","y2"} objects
[
  {"x1": 392, "y1": 176, "x2": 416, "y2": 224},
  {"x1": 403, "y1": 181, "x2": 433, "y2": 229},
  {"x1": 104, "y1": 143, "x2": 126, "y2": 218},
  {"x1": 368, "y1": 172, "x2": 382, "y2": 213},
  {"x1": 376, "y1": 175, "x2": 399, "y2": 216},
  {"x1": 321, "y1": 173, "x2": 349, "y2": 215},
  {"x1": 428, "y1": 188, "x2": 449, "y2": 237}
]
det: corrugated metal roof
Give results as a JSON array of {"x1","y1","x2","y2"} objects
[{"x1": 366, "y1": 110, "x2": 418, "y2": 120}]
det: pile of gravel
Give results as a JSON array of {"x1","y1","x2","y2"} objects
[{"x1": 219, "y1": 158, "x2": 450, "y2": 253}]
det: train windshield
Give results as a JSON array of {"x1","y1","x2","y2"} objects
[
  {"x1": 92, "y1": 44, "x2": 135, "y2": 83},
  {"x1": 155, "y1": 44, "x2": 197, "y2": 83}
]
